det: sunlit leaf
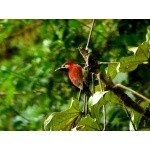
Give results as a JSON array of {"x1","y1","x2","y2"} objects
[
  {"x1": 88, "y1": 91, "x2": 108, "y2": 106},
  {"x1": 128, "y1": 42, "x2": 150, "y2": 60},
  {"x1": 135, "y1": 42, "x2": 150, "y2": 60},
  {"x1": 128, "y1": 46, "x2": 138, "y2": 54}
]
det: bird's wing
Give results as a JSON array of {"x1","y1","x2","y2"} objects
[{"x1": 71, "y1": 78, "x2": 83, "y2": 90}]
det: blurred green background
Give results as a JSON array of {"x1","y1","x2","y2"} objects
[{"x1": 0, "y1": 19, "x2": 150, "y2": 130}]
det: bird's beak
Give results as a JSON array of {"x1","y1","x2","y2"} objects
[{"x1": 55, "y1": 67, "x2": 68, "y2": 72}]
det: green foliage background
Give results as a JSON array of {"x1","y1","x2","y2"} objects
[{"x1": 0, "y1": 19, "x2": 150, "y2": 130}]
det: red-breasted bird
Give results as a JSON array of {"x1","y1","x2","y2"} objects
[{"x1": 55, "y1": 62, "x2": 92, "y2": 97}]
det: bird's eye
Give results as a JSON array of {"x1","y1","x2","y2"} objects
[{"x1": 64, "y1": 65, "x2": 69, "y2": 68}]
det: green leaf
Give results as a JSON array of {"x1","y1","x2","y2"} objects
[
  {"x1": 128, "y1": 42, "x2": 150, "y2": 60},
  {"x1": 106, "y1": 63, "x2": 118, "y2": 79},
  {"x1": 119, "y1": 41, "x2": 150, "y2": 73},
  {"x1": 89, "y1": 91, "x2": 108, "y2": 125},
  {"x1": 44, "y1": 98, "x2": 82, "y2": 131},
  {"x1": 76, "y1": 114, "x2": 101, "y2": 131},
  {"x1": 104, "y1": 91, "x2": 121, "y2": 104},
  {"x1": 146, "y1": 26, "x2": 150, "y2": 44},
  {"x1": 128, "y1": 42, "x2": 149, "y2": 61},
  {"x1": 119, "y1": 56, "x2": 143, "y2": 72},
  {"x1": 89, "y1": 91, "x2": 120, "y2": 127},
  {"x1": 90, "y1": 98, "x2": 104, "y2": 126},
  {"x1": 94, "y1": 82, "x2": 106, "y2": 93},
  {"x1": 89, "y1": 92, "x2": 108, "y2": 126},
  {"x1": 135, "y1": 42, "x2": 150, "y2": 60}
]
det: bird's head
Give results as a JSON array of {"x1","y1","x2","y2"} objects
[{"x1": 55, "y1": 62, "x2": 74, "y2": 72}]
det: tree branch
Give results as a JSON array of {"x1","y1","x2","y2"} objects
[{"x1": 100, "y1": 73, "x2": 150, "y2": 118}]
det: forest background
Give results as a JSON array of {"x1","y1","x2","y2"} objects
[{"x1": 0, "y1": 19, "x2": 150, "y2": 131}]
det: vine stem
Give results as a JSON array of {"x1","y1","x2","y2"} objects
[
  {"x1": 114, "y1": 84, "x2": 150, "y2": 103},
  {"x1": 97, "y1": 73, "x2": 106, "y2": 131},
  {"x1": 85, "y1": 19, "x2": 95, "y2": 51},
  {"x1": 83, "y1": 19, "x2": 95, "y2": 115},
  {"x1": 122, "y1": 102, "x2": 137, "y2": 131},
  {"x1": 98, "y1": 62, "x2": 119, "y2": 65}
]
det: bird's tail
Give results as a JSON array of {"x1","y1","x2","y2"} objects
[{"x1": 83, "y1": 82, "x2": 92, "y2": 97}]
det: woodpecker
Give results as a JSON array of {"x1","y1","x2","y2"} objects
[{"x1": 55, "y1": 62, "x2": 92, "y2": 97}]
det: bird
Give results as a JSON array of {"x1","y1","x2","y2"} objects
[{"x1": 55, "y1": 62, "x2": 92, "y2": 97}]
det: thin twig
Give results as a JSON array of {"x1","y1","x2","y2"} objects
[
  {"x1": 98, "y1": 61, "x2": 119, "y2": 65},
  {"x1": 83, "y1": 20, "x2": 95, "y2": 115},
  {"x1": 84, "y1": 95, "x2": 88, "y2": 115},
  {"x1": 97, "y1": 73, "x2": 103, "y2": 91},
  {"x1": 85, "y1": 19, "x2": 95, "y2": 51},
  {"x1": 102, "y1": 105, "x2": 106, "y2": 131},
  {"x1": 114, "y1": 84, "x2": 150, "y2": 103},
  {"x1": 78, "y1": 89, "x2": 82, "y2": 101},
  {"x1": 97, "y1": 73, "x2": 106, "y2": 131},
  {"x1": 75, "y1": 20, "x2": 105, "y2": 36},
  {"x1": 84, "y1": 55, "x2": 90, "y2": 116},
  {"x1": 122, "y1": 103, "x2": 137, "y2": 131}
]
